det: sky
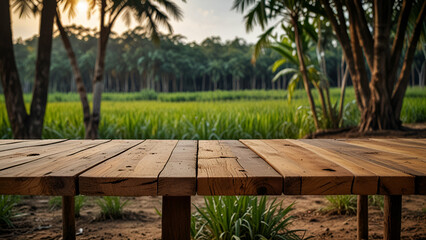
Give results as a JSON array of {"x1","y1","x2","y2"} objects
[{"x1": 11, "y1": 0, "x2": 265, "y2": 44}]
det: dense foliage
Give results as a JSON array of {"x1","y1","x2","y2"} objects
[{"x1": 1, "y1": 88, "x2": 425, "y2": 139}]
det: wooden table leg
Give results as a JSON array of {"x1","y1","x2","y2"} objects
[
  {"x1": 162, "y1": 196, "x2": 191, "y2": 240},
  {"x1": 357, "y1": 195, "x2": 368, "y2": 240},
  {"x1": 384, "y1": 195, "x2": 402, "y2": 240},
  {"x1": 62, "y1": 196, "x2": 75, "y2": 240}
]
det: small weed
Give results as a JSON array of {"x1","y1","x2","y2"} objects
[
  {"x1": 96, "y1": 196, "x2": 129, "y2": 219},
  {"x1": 0, "y1": 195, "x2": 21, "y2": 227},
  {"x1": 48, "y1": 196, "x2": 87, "y2": 217},
  {"x1": 323, "y1": 195, "x2": 357, "y2": 215},
  {"x1": 191, "y1": 196, "x2": 307, "y2": 240}
]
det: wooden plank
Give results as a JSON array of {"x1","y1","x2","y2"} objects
[
  {"x1": 79, "y1": 140, "x2": 177, "y2": 196},
  {"x1": 162, "y1": 196, "x2": 191, "y2": 240},
  {"x1": 241, "y1": 139, "x2": 354, "y2": 195},
  {"x1": 0, "y1": 139, "x2": 66, "y2": 152},
  {"x1": 0, "y1": 140, "x2": 105, "y2": 171},
  {"x1": 197, "y1": 140, "x2": 282, "y2": 195},
  {"x1": 0, "y1": 140, "x2": 28, "y2": 145},
  {"x1": 338, "y1": 139, "x2": 425, "y2": 194},
  {"x1": 345, "y1": 138, "x2": 426, "y2": 160},
  {"x1": 158, "y1": 140, "x2": 197, "y2": 196},
  {"x1": 304, "y1": 139, "x2": 417, "y2": 195},
  {"x1": 0, "y1": 140, "x2": 115, "y2": 195},
  {"x1": 374, "y1": 138, "x2": 426, "y2": 148},
  {"x1": 296, "y1": 139, "x2": 414, "y2": 195},
  {"x1": 384, "y1": 195, "x2": 402, "y2": 240}
]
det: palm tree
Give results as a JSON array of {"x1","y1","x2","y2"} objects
[
  {"x1": 1, "y1": 0, "x2": 57, "y2": 139},
  {"x1": 233, "y1": 0, "x2": 321, "y2": 129},
  {"x1": 56, "y1": 0, "x2": 183, "y2": 138}
]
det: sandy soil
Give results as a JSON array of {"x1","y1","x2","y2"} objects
[{"x1": 0, "y1": 195, "x2": 425, "y2": 240}]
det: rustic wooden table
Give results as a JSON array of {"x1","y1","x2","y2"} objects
[{"x1": 0, "y1": 139, "x2": 424, "y2": 240}]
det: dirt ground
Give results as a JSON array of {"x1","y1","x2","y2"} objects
[
  {"x1": 1, "y1": 123, "x2": 426, "y2": 239},
  {"x1": 0, "y1": 195, "x2": 425, "y2": 240}
]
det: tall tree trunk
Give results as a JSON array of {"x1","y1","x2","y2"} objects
[
  {"x1": 56, "y1": 12, "x2": 90, "y2": 130},
  {"x1": 292, "y1": 16, "x2": 320, "y2": 130},
  {"x1": 27, "y1": 0, "x2": 56, "y2": 138},
  {"x1": 0, "y1": 0, "x2": 29, "y2": 139},
  {"x1": 86, "y1": 0, "x2": 109, "y2": 139}
]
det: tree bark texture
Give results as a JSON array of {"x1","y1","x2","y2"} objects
[
  {"x1": 86, "y1": 0, "x2": 110, "y2": 139},
  {"x1": 29, "y1": 0, "x2": 57, "y2": 138},
  {"x1": 321, "y1": 0, "x2": 425, "y2": 132},
  {"x1": 291, "y1": 16, "x2": 320, "y2": 130},
  {"x1": 56, "y1": 12, "x2": 91, "y2": 131},
  {"x1": 1, "y1": 0, "x2": 56, "y2": 139}
]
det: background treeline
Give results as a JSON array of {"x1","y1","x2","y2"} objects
[{"x1": 6, "y1": 25, "x2": 425, "y2": 93}]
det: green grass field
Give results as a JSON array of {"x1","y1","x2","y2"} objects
[{"x1": 1, "y1": 87, "x2": 425, "y2": 139}]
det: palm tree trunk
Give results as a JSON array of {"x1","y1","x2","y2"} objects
[
  {"x1": 56, "y1": 12, "x2": 90, "y2": 130},
  {"x1": 28, "y1": 0, "x2": 56, "y2": 138},
  {"x1": 86, "y1": 0, "x2": 109, "y2": 139},
  {"x1": 292, "y1": 16, "x2": 320, "y2": 130},
  {"x1": 0, "y1": 0, "x2": 29, "y2": 139}
]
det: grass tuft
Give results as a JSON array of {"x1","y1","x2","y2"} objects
[
  {"x1": 191, "y1": 196, "x2": 308, "y2": 240},
  {"x1": 96, "y1": 196, "x2": 129, "y2": 220}
]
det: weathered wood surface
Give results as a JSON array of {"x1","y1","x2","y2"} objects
[
  {"x1": 0, "y1": 140, "x2": 139, "y2": 195},
  {"x1": 0, "y1": 139, "x2": 65, "y2": 152},
  {"x1": 241, "y1": 139, "x2": 354, "y2": 195},
  {"x1": 79, "y1": 140, "x2": 177, "y2": 196},
  {"x1": 0, "y1": 139, "x2": 424, "y2": 196},
  {"x1": 197, "y1": 140, "x2": 282, "y2": 195},
  {"x1": 298, "y1": 139, "x2": 416, "y2": 195},
  {"x1": 158, "y1": 140, "x2": 197, "y2": 196}
]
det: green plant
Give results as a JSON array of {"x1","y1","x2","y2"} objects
[
  {"x1": 96, "y1": 196, "x2": 129, "y2": 219},
  {"x1": 191, "y1": 196, "x2": 307, "y2": 240},
  {"x1": 323, "y1": 195, "x2": 357, "y2": 215},
  {"x1": 0, "y1": 195, "x2": 21, "y2": 227},
  {"x1": 369, "y1": 195, "x2": 384, "y2": 212},
  {"x1": 48, "y1": 196, "x2": 87, "y2": 217}
]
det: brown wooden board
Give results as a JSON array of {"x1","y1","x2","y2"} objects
[
  {"x1": 0, "y1": 139, "x2": 66, "y2": 152},
  {"x1": 197, "y1": 140, "x2": 282, "y2": 195},
  {"x1": 337, "y1": 139, "x2": 424, "y2": 194},
  {"x1": 344, "y1": 138, "x2": 426, "y2": 162},
  {"x1": 0, "y1": 140, "x2": 28, "y2": 146},
  {"x1": 0, "y1": 140, "x2": 112, "y2": 195},
  {"x1": 241, "y1": 139, "x2": 354, "y2": 195},
  {"x1": 79, "y1": 140, "x2": 177, "y2": 196},
  {"x1": 301, "y1": 139, "x2": 414, "y2": 194},
  {"x1": 158, "y1": 140, "x2": 197, "y2": 196},
  {"x1": 0, "y1": 140, "x2": 105, "y2": 171}
]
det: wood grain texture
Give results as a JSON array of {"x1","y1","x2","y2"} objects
[
  {"x1": 79, "y1": 140, "x2": 177, "y2": 196},
  {"x1": 197, "y1": 140, "x2": 282, "y2": 195},
  {"x1": 300, "y1": 139, "x2": 415, "y2": 195},
  {"x1": 241, "y1": 139, "x2": 354, "y2": 195},
  {"x1": 162, "y1": 196, "x2": 191, "y2": 240},
  {"x1": 0, "y1": 140, "x2": 111, "y2": 195},
  {"x1": 384, "y1": 195, "x2": 402, "y2": 240},
  {"x1": 158, "y1": 140, "x2": 197, "y2": 196},
  {"x1": 345, "y1": 138, "x2": 426, "y2": 161},
  {"x1": 0, "y1": 140, "x2": 102, "y2": 171},
  {"x1": 0, "y1": 139, "x2": 66, "y2": 152},
  {"x1": 0, "y1": 140, "x2": 28, "y2": 146},
  {"x1": 337, "y1": 139, "x2": 423, "y2": 194},
  {"x1": 357, "y1": 195, "x2": 368, "y2": 240},
  {"x1": 62, "y1": 196, "x2": 76, "y2": 240}
]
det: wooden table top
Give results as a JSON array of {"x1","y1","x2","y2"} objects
[{"x1": 0, "y1": 139, "x2": 424, "y2": 196}]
